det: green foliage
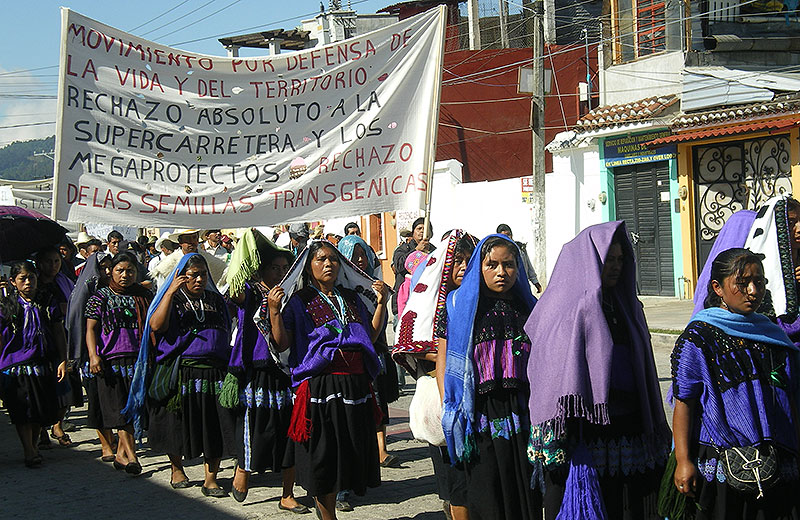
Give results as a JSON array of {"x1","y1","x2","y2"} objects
[{"x1": 0, "y1": 136, "x2": 56, "y2": 181}]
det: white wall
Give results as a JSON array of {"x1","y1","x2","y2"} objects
[
  {"x1": 601, "y1": 51, "x2": 684, "y2": 106},
  {"x1": 545, "y1": 145, "x2": 603, "y2": 279},
  {"x1": 426, "y1": 155, "x2": 601, "y2": 285},
  {"x1": 427, "y1": 159, "x2": 538, "y2": 258}
]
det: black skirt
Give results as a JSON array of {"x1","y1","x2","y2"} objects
[
  {"x1": 294, "y1": 372, "x2": 381, "y2": 497},
  {"x1": 465, "y1": 388, "x2": 541, "y2": 520},
  {"x1": 374, "y1": 353, "x2": 399, "y2": 426},
  {"x1": 55, "y1": 361, "x2": 84, "y2": 409},
  {"x1": 429, "y1": 444, "x2": 468, "y2": 506},
  {"x1": 692, "y1": 444, "x2": 800, "y2": 520},
  {"x1": 0, "y1": 362, "x2": 59, "y2": 426},
  {"x1": 543, "y1": 413, "x2": 664, "y2": 520},
  {"x1": 147, "y1": 363, "x2": 235, "y2": 460},
  {"x1": 235, "y1": 365, "x2": 294, "y2": 473},
  {"x1": 96, "y1": 357, "x2": 136, "y2": 429},
  {"x1": 81, "y1": 362, "x2": 104, "y2": 429}
]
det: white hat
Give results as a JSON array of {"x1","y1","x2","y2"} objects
[
  {"x1": 76, "y1": 231, "x2": 95, "y2": 246},
  {"x1": 166, "y1": 229, "x2": 201, "y2": 243},
  {"x1": 155, "y1": 232, "x2": 175, "y2": 251}
]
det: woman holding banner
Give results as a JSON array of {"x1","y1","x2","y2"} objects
[{"x1": 264, "y1": 240, "x2": 387, "y2": 520}]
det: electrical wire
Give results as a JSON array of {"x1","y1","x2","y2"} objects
[
  {"x1": 153, "y1": 0, "x2": 247, "y2": 41},
  {"x1": 129, "y1": 0, "x2": 193, "y2": 32}
]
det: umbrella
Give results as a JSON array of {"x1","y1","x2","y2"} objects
[{"x1": 0, "y1": 206, "x2": 68, "y2": 262}]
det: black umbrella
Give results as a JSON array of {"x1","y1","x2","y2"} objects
[{"x1": 0, "y1": 206, "x2": 69, "y2": 262}]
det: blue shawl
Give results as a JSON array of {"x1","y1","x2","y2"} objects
[
  {"x1": 691, "y1": 307, "x2": 796, "y2": 350},
  {"x1": 441, "y1": 234, "x2": 537, "y2": 462},
  {"x1": 337, "y1": 235, "x2": 377, "y2": 276},
  {"x1": 122, "y1": 253, "x2": 221, "y2": 430}
]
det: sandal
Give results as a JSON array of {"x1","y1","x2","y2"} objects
[
  {"x1": 51, "y1": 432, "x2": 72, "y2": 447},
  {"x1": 379, "y1": 454, "x2": 401, "y2": 468}
]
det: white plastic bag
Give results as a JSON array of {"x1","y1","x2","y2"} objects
[{"x1": 408, "y1": 375, "x2": 446, "y2": 446}]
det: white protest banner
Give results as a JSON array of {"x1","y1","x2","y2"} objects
[
  {"x1": 0, "y1": 178, "x2": 54, "y2": 216},
  {"x1": 54, "y1": 7, "x2": 446, "y2": 227}
]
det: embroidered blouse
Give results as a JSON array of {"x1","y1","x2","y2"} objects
[
  {"x1": 0, "y1": 296, "x2": 57, "y2": 370},
  {"x1": 85, "y1": 287, "x2": 151, "y2": 360},
  {"x1": 672, "y1": 320, "x2": 799, "y2": 452},
  {"x1": 155, "y1": 290, "x2": 231, "y2": 364},
  {"x1": 282, "y1": 286, "x2": 381, "y2": 386},
  {"x1": 471, "y1": 296, "x2": 531, "y2": 394}
]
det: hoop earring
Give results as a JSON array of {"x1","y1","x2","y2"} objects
[{"x1": 721, "y1": 300, "x2": 729, "y2": 310}]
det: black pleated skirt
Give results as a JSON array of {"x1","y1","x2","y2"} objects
[
  {"x1": 96, "y1": 357, "x2": 136, "y2": 429},
  {"x1": 430, "y1": 444, "x2": 468, "y2": 506},
  {"x1": 374, "y1": 353, "x2": 399, "y2": 425},
  {"x1": 692, "y1": 444, "x2": 800, "y2": 520},
  {"x1": 81, "y1": 362, "x2": 104, "y2": 429},
  {"x1": 235, "y1": 365, "x2": 294, "y2": 473},
  {"x1": 147, "y1": 363, "x2": 235, "y2": 460},
  {"x1": 465, "y1": 387, "x2": 541, "y2": 520},
  {"x1": 0, "y1": 362, "x2": 59, "y2": 426},
  {"x1": 294, "y1": 372, "x2": 381, "y2": 497},
  {"x1": 55, "y1": 361, "x2": 84, "y2": 409}
]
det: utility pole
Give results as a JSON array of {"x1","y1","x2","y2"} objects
[{"x1": 531, "y1": 1, "x2": 546, "y2": 286}]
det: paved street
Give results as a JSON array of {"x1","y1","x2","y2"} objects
[{"x1": 0, "y1": 297, "x2": 691, "y2": 518}]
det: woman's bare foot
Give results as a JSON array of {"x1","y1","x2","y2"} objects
[
  {"x1": 280, "y1": 495, "x2": 303, "y2": 509},
  {"x1": 233, "y1": 466, "x2": 249, "y2": 493}
]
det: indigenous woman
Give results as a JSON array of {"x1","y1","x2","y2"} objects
[
  {"x1": 125, "y1": 253, "x2": 234, "y2": 496},
  {"x1": 0, "y1": 261, "x2": 66, "y2": 467},
  {"x1": 266, "y1": 240, "x2": 387, "y2": 520},
  {"x1": 36, "y1": 246, "x2": 78, "y2": 447},
  {"x1": 525, "y1": 221, "x2": 670, "y2": 520},
  {"x1": 744, "y1": 196, "x2": 800, "y2": 344},
  {"x1": 67, "y1": 252, "x2": 115, "y2": 460},
  {"x1": 671, "y1": 247, "x2": 800, "y2": 519},
  {"x1": 393, "y1": 229, "x2": 476, "y2": 520},
  {"x1": 85, "y1": 252, "x2": 152, "y2": 475},
  {"x1": 338, "y1": 234, "x2": 400, "y2": 469},
  {"x1": 441, "y1": 234, "x2": 539, "y2": 520},
  {"x1": 222, "y1": 229, "x2": 306, "y2": 510}
]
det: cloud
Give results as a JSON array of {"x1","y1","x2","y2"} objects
[{"x1": 0, "y1": 66, "x2": 58, "y2": 148}]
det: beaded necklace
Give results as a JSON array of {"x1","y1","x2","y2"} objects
[
  {"x1": 312, "y1": 285, "x2": 348, "y2": 333},
  {"x1": 180, "y1": 288, "x2": 206, "y2": 323}
]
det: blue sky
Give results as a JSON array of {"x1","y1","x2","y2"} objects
[{"x1": 0, "y1": 0, "x2": 390, "y2": 147}]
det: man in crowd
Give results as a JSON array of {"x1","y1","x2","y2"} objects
[
  {"x1": 496, "y1": 223, "x2": 542, "y2": 293},
  {"x1": 391, "y1": 217, "x2": 434, "y2": 316},
  {"x1": 202, "y1": 229, "x2": 230, "y2": 261},
  {"x1": 344, "y1": 222, "x2": 361, "y2": 236},
  {"x1": 107, "y1": 230, "x2": 123, "y2": 255}
]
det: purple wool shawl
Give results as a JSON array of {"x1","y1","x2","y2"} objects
[
  {"x1": 229, "y1": 283, "x2": 273, "y2": 376},
  {"x1": 692, "y1": 210, "x2": 757, "y2": 316},
  {"x1": 525, "y1": 221, "x2": 669, "y2": 439}
]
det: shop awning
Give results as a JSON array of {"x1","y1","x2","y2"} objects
[{"x1": 647, "y1": 119, "x2": 799, "y2": 146}]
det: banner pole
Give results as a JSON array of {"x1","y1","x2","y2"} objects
[
  {"x1": 52, "y1": 8, "x2": 70, "y2": 221},
  {"x1": 422, "y1": 5, "x2": 447, "y2": 241}
]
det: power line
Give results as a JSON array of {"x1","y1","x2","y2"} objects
[
  {"x1": 141, "y1": 0, "x2": 218, "y2": 37},
  {"x1": 153, "y1": 0, "x2": 247, "y2": 41},
  {"x1": 129, "y1": 0, "x2": 193, "y2": 32}
]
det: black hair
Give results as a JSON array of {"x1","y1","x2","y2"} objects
[
  {"x1": 412, "y1": 217, "x2": 426, "y2": 231},
  {"x1": 36, "y1": 245, "x2": 61, "y2": 261},
  {"x1": 59, "y1": 237, "x2": 77, "y2": 255},
  {"x1": 480, "y1": 236, "x2": 518, "y2": 262},
  {"x1": 110, "y1": 252, "x2": 139, "y2": 273},
  {"x1": 181, "y1": 254, "x2": 209, "y2": 274},
  {"x1": 496, "y1": 224, "x2": 512, "y2": 235},
  {"x1": 1, "y1": 261, "x2": 38, "y2": 321},
  {"x1": 85, "y1": 238, "x2": 103, "y2": 249},
  {"x1": 136, "y1": 236, "x2": 150, "y2": 247},
  {"x1": 704, "y1": 247, "x2": 765, "y2": 309},
  {"x1": 454, "y1": 235, "x2": 477, "y2": 259},
  {"x1": 107, "y1": 230, "x2": 124, "y2": 242},
  {"x1": 302, "y1": 241, "x2": 339, "y2": 285},
  {"x1": 344, "y1": 222, "x2": 359, "y2": 233}
]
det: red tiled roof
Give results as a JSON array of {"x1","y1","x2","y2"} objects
[
  {"x1": 672, "y1": 93, "x2": 800, "y2": 128},
  {"x1": 648, "y1": 119, "x2": 800, "y2": 146},
  {"x1": 575, "y1": 95, "x2": 679, "y2": 131}
]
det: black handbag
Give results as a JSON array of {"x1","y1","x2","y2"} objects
[{"x1": 719, "y1": 444, "x2": 779, "y2": 498}]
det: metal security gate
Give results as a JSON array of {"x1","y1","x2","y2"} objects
[
  {"x1": 693, "y1": 135, "x2": 792, "y2": 272},
  {"x1": 614, "y1": 161, "x2": 674, "y2": 296}
]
